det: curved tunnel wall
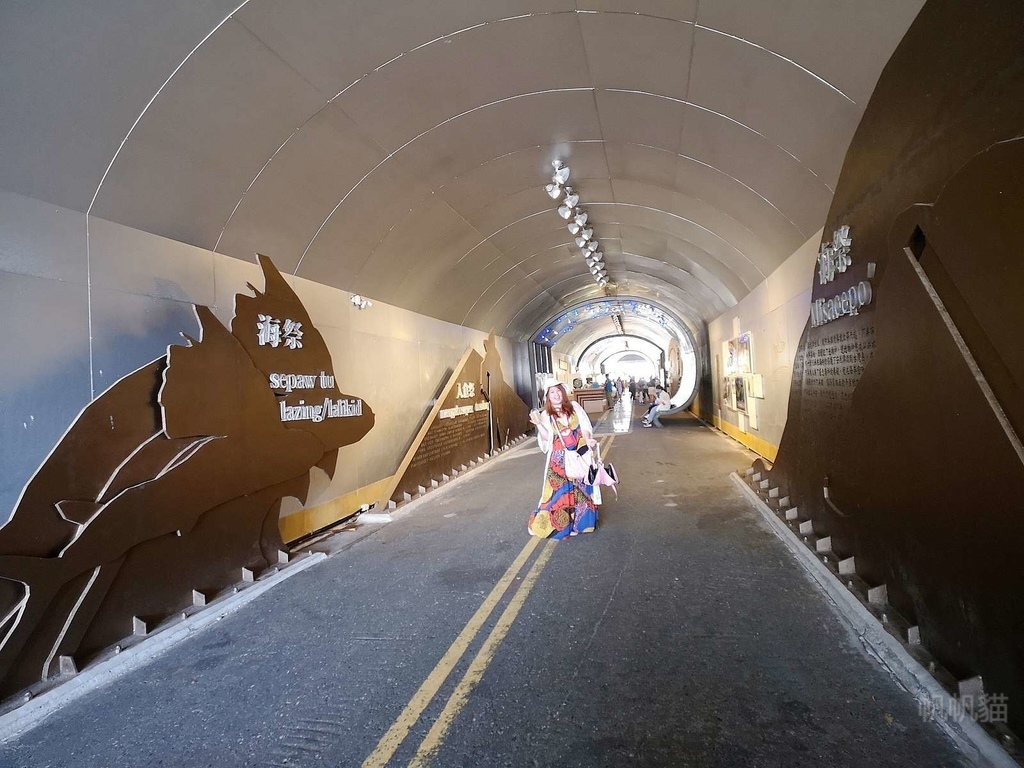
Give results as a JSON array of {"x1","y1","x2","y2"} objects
[
  {"x1": 6, "y1": 0, "x2": 1020, "y2": 725},
  {"x1": 766, "y1": 0, "x2": 1024, "y2": 736},
  {"x1": 707, "y1": 229, "x2": 823, "y2": 459}
]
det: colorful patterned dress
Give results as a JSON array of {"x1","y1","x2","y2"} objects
[{"x1": 528, "y1": 404, "x2": 598, "y2": 539}]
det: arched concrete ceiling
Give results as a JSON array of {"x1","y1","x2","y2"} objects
[{"x1": 0, "y1": 0, "x2": 925, "y2": 340}]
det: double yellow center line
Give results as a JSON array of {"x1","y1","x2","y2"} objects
[{"x1": 362, "y1": 435, "x2": 614, "y2": 767}]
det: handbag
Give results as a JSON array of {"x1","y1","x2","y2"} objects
[
  {"x1": 553, "y1": 418, "x2": 593, "y2": 481},
  {"x1": 588, "y1": 445, "x2": 619, "y2": 498}
]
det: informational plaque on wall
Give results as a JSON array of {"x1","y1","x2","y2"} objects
[
  {"x1": 383, "y1": 333, "x2": 531, "y2": 506},
  {"x1": 388, "y1": 349, "x2": 491, "y2": 503}
]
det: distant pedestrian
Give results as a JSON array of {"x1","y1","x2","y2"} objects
[{"x1": 642, "y1": 386, "x2": 671, "y2": 427}]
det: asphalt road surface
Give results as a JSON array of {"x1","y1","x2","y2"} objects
[{"x1": 0, "y1": 403, "x2": 969, "y2": 768}]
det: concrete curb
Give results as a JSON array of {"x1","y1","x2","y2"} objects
[
  {"x1": 730, "y1": 472, "x2": 1018, "y2": 768},
  {"x1": 0, "y1": 552, "x2": 327, "y2": 744}
]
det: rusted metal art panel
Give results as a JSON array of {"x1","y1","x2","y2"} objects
[
  {"x1": 386, "y1": 332, "x2": 530, "y2": 505},
  {"x1": 767, "y1": 0, "x2": 1024, "y2": 736},
  {"x1": 388, "y1": 349, "x2": 490, "y2": 505},
  {"x1": 0, "y1": 257, "x2": 374, "y2": 699},
  {"x1": 480, "y1": 332, "x2": 531, "y2": 451}
]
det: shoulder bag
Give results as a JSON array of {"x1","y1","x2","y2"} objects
[{"x1": 552, "y1": 417, "x2": 594, "y2": 481}]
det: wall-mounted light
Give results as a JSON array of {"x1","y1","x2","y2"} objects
[{"x1": 350, "y1": 294, "x2": 372, "y2": 310}]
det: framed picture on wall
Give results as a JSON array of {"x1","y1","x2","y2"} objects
[
  {"x1": 734, "y1": 334, "x2": 751, "y2": 373},
  {"x1": 734, "y1": 375, "x2": 747, "y2": 412},
  {"x1": 558, "y1": 359, "x2": 569, "y2": 371},
  {"x1": 748, "y1": 373, "x2": 765, "y2": 399},
  {"x1": 723, "y1": 333, "x2": 752, "y2": 375}
]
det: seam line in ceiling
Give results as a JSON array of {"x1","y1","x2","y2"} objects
[
  {"x1": 294, "y1": 86, "x2": 791, "y2": 280},
  {"x1": 499, "y1": 273, "x2": 608, "y2": 335},
  {"x1": 695, "y1": 24, "x2": 855, "y2": 104},
  {"x1": 429, "y1": 139, "x2": 803, "y2": 272},
  {"x1": 293, "y1": 87, "x2": 594, "y2": 274},
  {"x1": 484, "y1": 243, "x2": 727, "y2": 319},
  {"x1": 671, "y1": 0, "x2": 700, "y2": 197},
  {"x1": 586, "y1": 202, "x2": 764, "y2": 278},
  {"x1": 211, "y1": 13, "x2": 842, "y2": 260},
  {"x1": 462, "y1": 251, "x2": 576, "y2": 325},
  {"x1": 475, "y1": 206, "x2": 751, "y2": 293},
  {"x1": 487, "y1": 217, "x2": 737, "y2": 294},
  {"x1": 89, "y1": 6, "x2": 847, "y2": 238},
  {"x1": 604, "y1": 89, "x2": 833, "y2": 192},
  {"x1": 451, "y1": 197, "x2": 757, "y2": 316},
  {"x1": 296, "y1": 84, "x2": 819, "y2": 271},
  {"x1": 572, "y1": 5, "x2": 615, "y2": 223},
  {"x1": 214, "y1": 132, "x2": 294, "y2": 253},
  {"x1": 490, "y1": 254, "x2": 719, "y2": 324},
  {"x1": 85, "y1": 1, "x2": 255, "y2": 216}
]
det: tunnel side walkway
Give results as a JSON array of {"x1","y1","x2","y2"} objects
[{"x1": 0, "y1": 400, "x2": 969, "y2": 767}]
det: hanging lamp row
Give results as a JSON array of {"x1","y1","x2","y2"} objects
[{"x1": 545, "y1": 161, "x2": 608, "y2": 288}]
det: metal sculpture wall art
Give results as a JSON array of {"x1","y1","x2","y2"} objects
[{"x1": 0, "y1": 255, "x2": 374, "y2": 700}]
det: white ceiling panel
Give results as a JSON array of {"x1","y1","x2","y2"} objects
[
  {"x1": 687, "y1": 27, "x2": 861, "y2": 185},
  {"x1": 238, "y1": 0, "x2": 578, "y2": 95},
  {"x1": 695, "y1": 0, "x2": 926, "y2": 106},
  {"x1": 578, "y1": 1, "x2": 697, "y2": 21},
  {"x1": 437, "y1": 142, "x2": 611, "y2": 222},
  {"x1": 677, "y1": 106, "x2": 828, "y2": 238},
  {"x1": 594, "y1": 90, "x2": 687, "y2": 154},
  {"x1": 0, "y1": 0, "x2": 242, "y2": 210},
  {"x1": 90, "y1": 20, "x2": 327, "y2": 249},
  {"x1": 1, "y1": 0, "x2": 925, "y2": 340},
  {"x1": 334, "y1": 15, "x2": 590, "y2": 152},
  {"x1": 386, "y1": 91, "x2": 604, "y2": 191},
  {"x1": 216, "y1": 105, "x2": 389, "y2": 271},
  {"x1": 579, "y1": 13, "x2": 694, "y2": 100}
]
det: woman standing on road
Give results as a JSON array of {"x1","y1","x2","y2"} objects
[{"x1": 527, "y1": 378, "x2": 598, "y2": 539}]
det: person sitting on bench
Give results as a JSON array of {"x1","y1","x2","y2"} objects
[{"x1": 642, "y1": 386, "x2": 671, "y2": 427}]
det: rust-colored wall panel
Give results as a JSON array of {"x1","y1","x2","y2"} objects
[
  {"x1": 391, "y1": 349, "x2": 491, "y2": 503},
  {"x1": 0, "y1": 257, "x2": 374, "y2": 700},
  {"x1": 769, "y1": 0, "x2": 1024, "y2": 734},
  {"x1": 0, "y1": 362, "x2": 165, "y2": 558},
  {"x1": 388, "y1": 332, "x2": 530, "y2": 504},
  {"x1": 480, "y1": 332, "x2": 531, "y2": 449}
]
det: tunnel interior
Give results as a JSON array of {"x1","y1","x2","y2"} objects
[{"x1": 1, "y1": 0, "x2": 1023, "y2": 757}]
